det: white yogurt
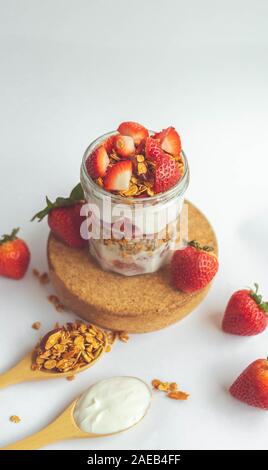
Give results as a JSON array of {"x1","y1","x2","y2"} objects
[{"x1": 73, "y1": 376, "x2": 151, "y2": 434}]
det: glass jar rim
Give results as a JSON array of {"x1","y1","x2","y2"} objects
[{"x1": 81, "y1": 130, "x2": 189, "y2": 203}]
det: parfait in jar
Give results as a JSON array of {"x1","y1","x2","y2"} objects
[{"x1": 81, "y1": 122, "x2": 189, "y2": 276}]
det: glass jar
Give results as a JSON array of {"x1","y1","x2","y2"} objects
[{"x1": 80, "y1": 131, "x2": 189, "y2": 276}]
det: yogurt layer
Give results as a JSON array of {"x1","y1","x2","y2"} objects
[{"x1": 73, "y1": 376, "x2": 151, "y2": 434}]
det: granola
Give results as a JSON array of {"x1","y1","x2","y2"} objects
[
  {"x1": 32, "y1": 322, "x2": 107, "y2": 373},
  {"x1": 31, "y1": 322, "x2": 41, "y2": 330},
  {"x1": 48, "y1": 294, "x2": 65, "y2": 312},
  {"x1": 152, "y1": 379, "x2": 189, "y2": 401},
  {"x1": 10, "y1": 415, "x2": 21, "y2": 423},
  {"x1": 33, "y1": 268, "x2": 50, "y2": 285}
]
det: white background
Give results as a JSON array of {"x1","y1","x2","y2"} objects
[{"x1": 0, "y1": 0, "x2": 268, "y2": 451}]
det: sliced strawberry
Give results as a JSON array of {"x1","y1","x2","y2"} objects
[
  {"x1": 86, "y1": 145, "x2": 109, "y2": 178},
  {"x1": 117, "y1": 121, "x2": 149, "y2": 146},
  {"x1": 153, "y1": 127, "x2": 181, "y2": 156},
  {"x1": 103, "y1": 135, "x2": 116, "y2": 153},
  {"x1": 145, "y1": 137, "x2": 165, "y2": 165},
  {"x1": 104, "y1": 160, "x2": 132, "y2": 191},
  {"x1": 154, "y1": 155, "x2": 181, "y2": 193},
  {"x1": 114, "y1": 135, "x2": 135, "y2": 157}
]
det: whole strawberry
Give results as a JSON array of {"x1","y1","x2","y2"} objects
[
  {"x1": 170, "y1": 240, "x2": 219, "y2": 293},
  {"x1": 222, "y1": 284, "x2": 268, "y2": 336},
  {"x1": 230, "y1": 358, "x2": 268, "y2": 410},
  {"x1": 32, "y1": 183, "x2": 87, "y2": 249},
  {"x1": 0, "y1": 228, "x2": 30, "y2": 280}
]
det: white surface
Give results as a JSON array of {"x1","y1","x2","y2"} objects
[{"x1": 0, "y1": 0, "x2": 268, "y2": 451}]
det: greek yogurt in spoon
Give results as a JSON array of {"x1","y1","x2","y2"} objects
[{"x1": 73, "y1": 376, "x2": 151, "y2": 434}]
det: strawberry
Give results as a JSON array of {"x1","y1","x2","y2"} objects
[
  {"x1": 170, "y1": 240, "x2": 219, "y2": 293},
  {"x1": 117, "y1": 121, "x2": 149, "y2": 145},
  {"x1": 103, "y1": 135, "x2": 116, "y2": 154},
  {"x1": 86, "y1": 145, "x2": 109, "y2": 178},
  {"x1": 114, "y1": 134, "x2": 135, "y2": 157},
  {"x1": 0, "y1": 228, "x2": 30, "y2": 280},
  {"x1": 154, "y1": 154, "x2": 181, "y2": 193},
  {"x1": 145, "y1": 137, "x2": 165, "y2": 165},
  {"x1": 32, "y1": 183, "x2": 87, "y2": 249},
  {"x1": 154, "y1": 127, "x2": 181, "y2": 156},
  {"x1": 222, "y1": 284, "x2": 268, "y2": 336},
  {"x1": 104, "y1": 160, "x2": 132, "y2": 191},
  {"x1": 230, "y1": 358, "x2": 268, "y2": 410}
]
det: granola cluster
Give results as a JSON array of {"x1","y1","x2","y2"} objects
[
  {"x1": 95, "y1": 150, "x2": 184, "y2": 198},
  {"x1": 152, "y1": 379, "x2": 189, "y2": 401},
  {"x1": 32, "y1": 322, "x2": 107, "y2": 373}
]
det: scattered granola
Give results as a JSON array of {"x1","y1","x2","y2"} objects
[
  {"x1": 33, "y1": 268, "x2": 49, "y2": 285},
  {"x1": 118, "y1": 331, "x2": 129, "y2": 343},
  {"x1": 106, "y1": 330, "x2": 117, "y2": 346},
  {"x1": 66, "y1": 375, "x2": 76, "y2": 381},
  {"x1": 32, "y1": 322, "x2": 107, "y2": 373},
  {"x1": 167, "y1": 391, "x2": 189, "y2": 400},
  {"x1": 151, "y1": 379, "x2": 189, "y2": 401},
  {"x1": 10, "y1": 415, "x2": 21, "y2": 424},
  {"x1": 48, "y1": 294, "x2": 65, "y2": 312},
  {"x1": 31, "y1": 321, "x2": 41, "y2": 330}
]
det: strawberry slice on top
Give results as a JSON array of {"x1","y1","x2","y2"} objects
[
  {"x1": 103, "y1": 135, "x2": 116, "y2": 154},
  {"x1": 117, "y1": 121, "x2": 149, "y2": 146},
  {"x1": 154, "y1": 126, "x2": 181, "y2": 156},
  {"x1": 145, "y1": 137, "x2": 166, "y2": 165},
  {"x1": 154, "y1": 154, "x2": 181, "y2": 193},
  {"x1": 104, "y1": 160, "x2": 132, "y2": 191},
  {"x1": 114, "y1": 134, "x2": 135, "y2": 158},
  {"x1": 86, "y1": 145, "x2": 109, "y2": 179}
]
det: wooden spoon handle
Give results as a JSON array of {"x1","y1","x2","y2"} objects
[
  {"x1": 1, "y1": 401, "x2": 81, "y2": 450},
  {"x1": 2, "y1": 428, "x2": 61, "y2": 450},
  {"x1": 0, "y1": 353, "x2": 36, "y2": 389}
]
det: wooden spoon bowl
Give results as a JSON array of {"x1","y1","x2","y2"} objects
[
  {"x1": 1, "y1": 377, "x2": 151, "y2": 450},
  {"x1": 0, "y1": 331, "x2": 108, "y2": 389}
]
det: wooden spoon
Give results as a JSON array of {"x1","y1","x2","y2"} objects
[
  {"x1": 0, "y1": 336, "x2": 108, "y2": 389},
  {"x1": 1, "y1": 380, "x2": 151, "y2": 450}
]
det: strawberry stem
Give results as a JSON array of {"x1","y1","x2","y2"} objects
[
  {"x1": 250, "y1": 283, "x2": 268, "y2": 315},
  {"x1": 0, "y1": 228, "x2": 20, "y2": 244},
  {"x1": 188, "y1": 240, "x2": 214, "y2": 252},
  {"x1": 31, "y1": 183, "x2": 85, "y2": 222}
]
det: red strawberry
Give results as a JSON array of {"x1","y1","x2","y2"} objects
[
  {"x1": 32, "y1": 183, "x2": 87, "y2": 249},
  {"x1": 103, "y1": 135, "x2": 116, "y2": 154},
  {"x1": 117, "y1": 121, "x2": 149, "y2": 145},
  {"x1": 154, "y1": 154, "x2": 181, "y2": 193},
  {"x1": 104, "y1": 160, "x2": 132, "y2": 191},
  {"x1": 114, "y1": 134, "x2": 135, "y2": 157},
  {"x1": 154, "y1": 127, "x2": 181, "y2": 156},
  {"x1": 0, "y1": 228, "x2": 30, "y2": 280},
  {"x1": 48, "y1": 202, "x2": 86, "y2": 248},
  {"x1": 230, "y1": 359, "x2": 268, "y2": 410},
  {"x1": 145, "y1": 137, "x2": 165, "y2": 165},
  {"x1": 86, "y1": 145, "x2": 109, "y2": 178},
  {"x1": 170, "y1": 240, "x2": 219, "y2": 293},
  {"x1": 222, "y1": 284, "x2": 268, "y2": 336}
]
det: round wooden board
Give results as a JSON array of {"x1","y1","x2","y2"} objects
[{"x1": 47, "y1": 201, "x2": 218, "y2": 333}]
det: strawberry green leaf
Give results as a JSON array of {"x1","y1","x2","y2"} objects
[
  {"x1": 250, "y1": 283, "x2": 268, "y2": 314},
  {"x1": 31, "y1": 183, "x2": 85, "y2": 222},
  {"x1": 260, "y1": 302, "x2": 268, "y2": 315},
  {"x1": 69, "y1": 182, "x2": 84, "y2": 201},
  {"x1": 188, "y1": 240, "x2": 214, "y2": 252},
  {"x1": 0, "y1": 227, "x2": 20, "y2": 244}
]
